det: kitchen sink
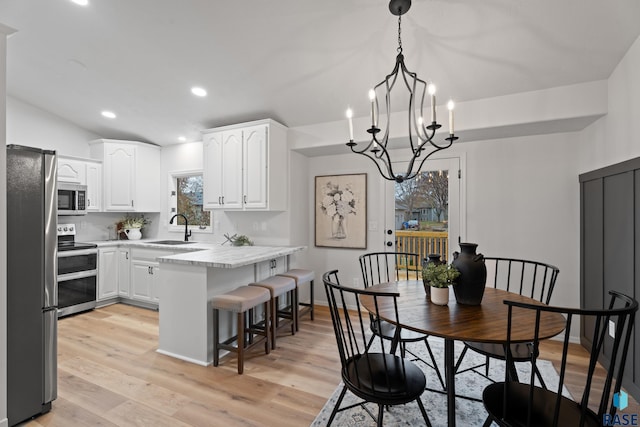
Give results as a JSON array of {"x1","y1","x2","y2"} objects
[{"x1": 148, "y1": 240, "x2": 194, "y2": 245}]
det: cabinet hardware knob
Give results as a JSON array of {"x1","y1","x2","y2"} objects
[{"x1": 386, "y1": 241, "x2": 393, "y2": 247}]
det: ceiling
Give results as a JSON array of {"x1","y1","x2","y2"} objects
[{"x1": 2, "y1": 0, "x2": 640, "y2": 146}]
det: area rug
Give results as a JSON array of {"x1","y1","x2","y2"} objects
[{"x1": 311, "y1": 338, "x2": 569, "y2": 426}]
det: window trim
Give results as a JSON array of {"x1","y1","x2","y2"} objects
[{"x1": 168, "y1": 169, "x2": 213, "y2": 234}]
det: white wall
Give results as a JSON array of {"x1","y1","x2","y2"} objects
[
  {"x1": 156, "y1": 141, "x2": 294, "y2": 246},
  {"x1": 6, "y1": 96, "x2": 97, "y2": 156},
  {"x1": 289, "y1": 61, "x2": 622, "y2": 312},
  {"x1": 578, "y1": 34, "x2": 640, "y2": 173},
  {"x1": 297, "y1": 130, "x2": 582, "y2": 310}
]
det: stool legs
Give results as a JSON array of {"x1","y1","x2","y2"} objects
[
  {"x1": 213, "y1": 300, "x2": 271, "y2": 374},
  {"x1": 297, "y1": 279, "x2": 314, "y2": 325}
]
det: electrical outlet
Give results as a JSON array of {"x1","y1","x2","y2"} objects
[{"x1": 609, "y1": 320, "x2": 616, "y2": 338}]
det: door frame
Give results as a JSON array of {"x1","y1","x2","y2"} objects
[{"x1": 384, "y1": 153, "x2": 467, "y2": 259}]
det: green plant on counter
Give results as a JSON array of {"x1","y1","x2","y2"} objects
[
  {"x1": 118, "y1": 214, "x2": 152, "y2": 230},
  {"x1": 223, "y1": 233, "x2": 254, "y2": 246},
  {"x1": 422, "y1": 263, "x2": 460, "y2": 288}
]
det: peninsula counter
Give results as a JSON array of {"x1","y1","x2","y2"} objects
[{"x1": 156, "y1": 245, "x2": 305, "y2": 365}]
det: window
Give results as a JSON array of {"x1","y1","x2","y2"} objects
[{"x1": 169, "y1": 171, "x2": 212, "y2": 233}]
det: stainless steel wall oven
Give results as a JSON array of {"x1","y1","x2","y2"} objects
[{"x1": 57, "y1": 224, "x2": 97, "y2": 317}]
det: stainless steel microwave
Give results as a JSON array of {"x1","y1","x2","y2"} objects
[{"x1": 57, "y1": 183, "x2": 87, "y2": 215}]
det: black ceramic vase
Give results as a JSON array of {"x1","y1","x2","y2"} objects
[
  {"x1": 422, "y1": 254, "x2": 444, "y2": 299},
  {"x1": 451, "y1": 243, "x2": 487, "y2": 305}
]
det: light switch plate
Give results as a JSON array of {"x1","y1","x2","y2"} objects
[{"x1": 609, "y1": 320, "x2": 616, "y2": 338}]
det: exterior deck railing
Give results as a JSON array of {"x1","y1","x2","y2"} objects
[{"x1": 395, "y1": 230, "x2": 449, "y2": 269}]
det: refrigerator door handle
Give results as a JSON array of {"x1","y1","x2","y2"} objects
[{"x1": 44, "y1": 152, "x2": 58, "y2": 308}]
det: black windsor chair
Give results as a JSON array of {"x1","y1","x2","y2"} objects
[
  {"x1": 323, "y1": 270, "x2": 432, "y2": 427},
  {"x1": 359, "y1": 252, "x2": 445, "y2": 389},
  {"x1": 482, "y1": 290, "x2": 638, "y2": 427},
  {"x1": 454, "y1": 257, "x2": 560, "y2": 386}
]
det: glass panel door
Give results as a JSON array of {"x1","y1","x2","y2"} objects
[{"x1": 385, "y1": 157, "x2": 462, "y2": 269}]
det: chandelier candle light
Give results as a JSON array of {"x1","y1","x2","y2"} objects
[{"x1": 346, "y1": 0, "x2": 459, "y2": 183}]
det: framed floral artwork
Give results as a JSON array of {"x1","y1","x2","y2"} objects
[{"x1": 315, "y1": 173, "x2": 367, "y2": 249}]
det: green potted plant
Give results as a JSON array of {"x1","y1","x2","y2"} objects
[{"x1": 422, "y1": 263, "x2": 460, "y2": 305}]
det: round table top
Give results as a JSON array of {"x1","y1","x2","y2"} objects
[{"x1": 360, "y1": 280, "x2": 566, "y2": 344}]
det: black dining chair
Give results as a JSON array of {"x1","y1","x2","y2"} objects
[
  {"x1": 454, "y1": 257, "x2": 560, "y2": 386},
  {"x1": 482, "y1": 290, "x2": 638, "y2": 427},
  {"x1": 323, "y1": 270, "x2": 432, "y2": 427},
  {"x1": 359, "y1": 251, "x2": 445, "y2": 389}
]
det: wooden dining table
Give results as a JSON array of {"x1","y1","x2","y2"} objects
[{"x1": 360, "y1": 280, "x2": 567, "y2": 427}]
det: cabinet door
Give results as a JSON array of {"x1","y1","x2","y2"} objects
[
  {"x1": 203, "y1": 132, "x2": 224, "y2": 209},
  {"x1": 221, "y1": 130, "x2": 243, "y2": 209},
  {"x1": 58, "y1": 158, "x2": 86, "y2": 184},
  {"x1": 131, "y1": 260, "x2": 153, "y2": 302},
  {"x1": 86, "y1": 162, "x2": 102, "y2": 211},
  {"x1": 98, "y1": 247, "x2": 118, "y2": 300},
  {"x1": 104, "y1": 143, "x2": 135, "y2": 211},
  {"x1": 256, "y1": 256, "x2": 287, "y2": 280},
  {"x1": 118, "y1": 249, "x2": 131, "y2": 297},
  {"x1": 150, "y1": 263, "x2": 160, "y2": 303},
  {"x1": 243, "y1": 125, "x2": 268, "y2": 209}
]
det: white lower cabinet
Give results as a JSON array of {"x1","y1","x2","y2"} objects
[
  {"x1": 256, "y1": 256, "x2": 286, "y2": 280},
  {"x1": 118, "y1": 248, "x2": 131, "y2": 297},
  {"x1": 98, "y1": 247, "x2": 119, "y2": 300},
  {"x1": 131, "y1": 260, "x2": 160, "y2": 303},
  {"x1": 97, "y1": 246, "x2": 170, "y2": 307},
  {"x1": 130, "y1": 248, "x2": 172, "y2": 304}
]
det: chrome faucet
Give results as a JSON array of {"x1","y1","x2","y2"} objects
[{"x1": 170, "y1": 213, "x2": 192, "y2": 241}]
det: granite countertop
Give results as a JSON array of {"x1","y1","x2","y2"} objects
[
  {"x1": 88, "y1": 239, "x2": 306, "y2": 269},
  {"x1": 90, "y1": 239, "x2": 214, "y2": 251}
]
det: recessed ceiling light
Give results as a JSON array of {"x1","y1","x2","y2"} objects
[
  {"x1": 71, "y1": 0, "x2": 89, "y2": 6},
  {"x1": 191, "y1": 87, "x2": 207, "y2": 97},
  {"x1": 101, "y1": 111, "x2": 116, "y2": 119},
  {"x1": 178, "y1": 136, "x2": 187, "y2": 142}
]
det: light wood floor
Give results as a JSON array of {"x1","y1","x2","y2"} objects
[{"x1": 22, "y1": 303, "x2": 638, "y2": 426}]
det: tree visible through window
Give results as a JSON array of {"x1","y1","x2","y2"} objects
[
  {"x1": 175, "y1": 175, "x2": 211, "y2": 228},
  {"x1": 395, "y1": 170, "x2": 449, "y2": 229}
]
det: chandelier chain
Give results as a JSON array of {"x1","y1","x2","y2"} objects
[{"x1": 397, "y1": 14, "x2": 403, "y2": 53}]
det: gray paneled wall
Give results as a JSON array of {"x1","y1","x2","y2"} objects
[{"x1": 580, "y1": 158, "x2": 640, "y2": 402}]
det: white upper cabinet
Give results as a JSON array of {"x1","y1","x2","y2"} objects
[
  {"x1": 202, "y1": 119, "x2": 287, "y2": 211},
  {"x1": 57, "y1": 157, "x2": 87, "y2": 184},
  {"x1": 57, "y1": 155, "x2": 102, "y2": 212},
  {"x1": 89, "y1": 139, "x2": 161, "y2": 212},
  {"x1": 203, "y1": 129, "x2": 243, "y2": 209},
  {"x1": 85, "y1": 160, "x2": 102, "y2": 212}
]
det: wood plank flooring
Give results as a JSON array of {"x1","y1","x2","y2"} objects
[{"x1": 21, "y1": 303, "x2": 639, "y2": 426}]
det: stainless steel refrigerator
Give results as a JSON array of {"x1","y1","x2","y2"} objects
[{"x1": 6, "y1": 145, "x2": 57, "y2": 426}]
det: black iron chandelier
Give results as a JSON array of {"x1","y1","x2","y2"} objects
[{"x1": 346, "y1": 0, "x2": 458, "y2": 183}]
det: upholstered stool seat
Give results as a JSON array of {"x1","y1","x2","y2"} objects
[
  {"x1": 211, "y1": 285, "x2": 271, "y2": 374},
  {"x1": 249, "y1": 275, "x2": 297, "y2": 349},
  {"x1": 277, "y1": 269, "x2": 315, "y2": 331}
]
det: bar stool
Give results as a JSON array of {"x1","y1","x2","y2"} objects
[
  {"x1": 211, "y1": 285, "x2": 271, "y2": 374},
  {"x1": 249, "y1": 275, "x2": 296, "y2": 349},
  {"x1": 276, "y1": 269, "x2": 314, "y2": 331}
]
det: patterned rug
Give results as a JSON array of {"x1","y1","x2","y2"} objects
[{"x1": 311, "y1": 338, "x2": 567, "y2": 426}]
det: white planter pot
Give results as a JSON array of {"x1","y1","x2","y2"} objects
[
  {"x1": 430, "y1": 286, "x2": 450, "y2": 305},
  {"x1": 124, "y1": 228, "x2": 142, "y2": 240}
]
